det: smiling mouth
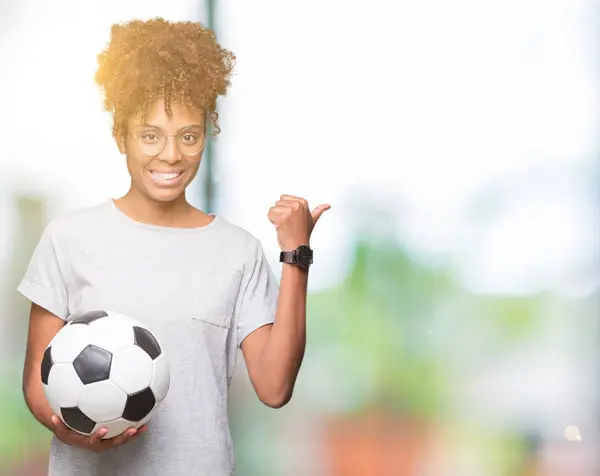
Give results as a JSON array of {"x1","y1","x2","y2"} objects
[{"x1": 150, "y1": 171, "x2": 184, "y2": 182}]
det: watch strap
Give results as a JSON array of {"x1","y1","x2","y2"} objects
[{"x1": 279, "y1": 250, "x2": 296, "y2": 264}]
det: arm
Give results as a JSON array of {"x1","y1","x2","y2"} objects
[
  {"x1": 19, "y1": 226, "x2": 142, "y2": 450},
  {"x1": 241, "y1": 194, "x2": 330, "y2": 408},
  {"x1": 241, "y1": 264, "x2": 308, "y2": 408},
  {"x1": 23, "y1": 304, "x2": 148, "y2": 449},
  {"x1": 22, "y1": 303, "x2": 66, "y2": 431}
]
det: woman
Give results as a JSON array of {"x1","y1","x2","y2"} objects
[{"x1": 19, "y1": 17, "x2": 329, "y2": 476}]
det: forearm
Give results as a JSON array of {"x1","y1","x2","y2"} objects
[
  {"x1": 23, "y1": 379, "x2": 54, "y2": 432},
  {"x1": 254, "y1": 264, "x2": 308, "y2": 406}
]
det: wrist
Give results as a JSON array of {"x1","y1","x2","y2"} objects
[
  {"x1": 281, "y1": 262, "x2": 309, "y2": 274},
  {"x1": 280, "y1": 240, "x2": 309, "y2": 251},
  {"x1": 279, "y1": 244, "x2": 313, "y2": 270}
]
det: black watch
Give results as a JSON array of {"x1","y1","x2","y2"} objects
[{"x1": 279, "y1": 244, "x2": 313, "y2": 269}]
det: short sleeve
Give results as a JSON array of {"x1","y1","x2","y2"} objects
[
  {"x1": 235, "y1": 241, "x2": 279, "y2": 347},
  {"x1": 17, "y1": 223, "x2": 69, "y2": 320}
]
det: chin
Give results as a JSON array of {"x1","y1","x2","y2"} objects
[{"x1": 147, "y1": 189, "x2": 185, "y2": 203}]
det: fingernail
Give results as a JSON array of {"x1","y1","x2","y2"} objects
[
  {"x1": 100, "y1": 428, "x2": 108, "y2": 436},
  {"x1": 128, "y1": 429, "x2": 136, "y2": 436}
]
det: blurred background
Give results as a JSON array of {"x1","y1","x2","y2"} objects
[{"x1": 1, "y1": 0, "x2": 598, "y2": 474}]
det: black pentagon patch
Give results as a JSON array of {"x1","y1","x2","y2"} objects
[
  {"x1": 70, "y1": 310, "x2": 108, "y2": 326},
  {"x1": 61, "y1": 407, "x2": 96, "y2": 434},
  {"x1": 122, "y1": 387, "x2": 156, "y2": 422},
  {"x1": 133, "y1": 326, "x2": 162, "y2": 360},
  {"x1": 41, "y1": 347, "x2": 53, "y2": 385},
  {"x1": 73, "y1": 345, "x2": 112, "y2": 385}
]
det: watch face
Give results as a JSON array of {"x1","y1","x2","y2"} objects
[{"x1": 296, "y1": 245, "x2": 313, "y2": 268}]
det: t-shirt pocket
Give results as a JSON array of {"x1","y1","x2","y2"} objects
[{"x1": 191, "y1": 270, "x2": 243, "y2": 329}]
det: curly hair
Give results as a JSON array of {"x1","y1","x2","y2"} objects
[{"x1": 95, "y1": 17, "x2": 235, "y2": 138}]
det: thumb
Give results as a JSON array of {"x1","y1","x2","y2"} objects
[
  {"x1": 51, "y1": 415, "x2": 62, "y2": 429},
  {"x1": 311, "y1": 204, "x2": 331, "y2": 224},
  {"x1": 51, "y1": 415, "x2": 68, "y2": 435}
]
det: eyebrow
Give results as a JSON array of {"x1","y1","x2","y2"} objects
[{"x1": 137, "y1": 123, "x2": 203, "y2": 131}]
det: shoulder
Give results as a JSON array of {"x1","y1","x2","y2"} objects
[
  {"x1": 214, "y1": 218, "x2": 263, "y2": 250},
  {"x1": 213, "y1": 218, "x2": 268, "y2": 261},
  {"x1": 42, "y1": 201, "x2": 111, "y2": 241}
]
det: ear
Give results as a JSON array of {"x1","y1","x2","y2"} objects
[{"x1": 116, "y1": 129, "x2": 127, "y2": 155}]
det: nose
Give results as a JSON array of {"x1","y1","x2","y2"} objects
[{"x1": 158, "y1": 136, "x2": 181, "y2": 164}]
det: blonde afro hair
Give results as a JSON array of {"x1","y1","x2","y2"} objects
[{"x1": 95, "y1": 17, "x2": 235, "y2": 138}]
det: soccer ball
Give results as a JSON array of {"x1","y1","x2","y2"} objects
[{"x1": 41, "y1": 310, "x2": 170, "y2": 439}]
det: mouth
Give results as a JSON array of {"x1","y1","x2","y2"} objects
[
  {"x1": 148, "y1": 170, "x2": 186, "y2": 187},
  {"x1": 150, "y1": 170, "x2": 184, "y2": 181}
]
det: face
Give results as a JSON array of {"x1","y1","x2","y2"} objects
[{"x1": 118, "y1": 99, "x2": 206, "y2": 203}]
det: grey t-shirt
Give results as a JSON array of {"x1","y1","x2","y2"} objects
[{"x1": 17, "y1": 199, "x2": 279, "y2": 476}]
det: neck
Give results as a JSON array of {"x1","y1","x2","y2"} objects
[{"x1": 116, "y1": 188, "x2": 197, "y2": 228}]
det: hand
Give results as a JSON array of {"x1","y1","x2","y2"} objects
[
  {"x1": 268, "y1": 194, "x2": 331, "y2": 251},
  {"x1": 51, "y1": 415, "x2": 147, "y2": 453}
]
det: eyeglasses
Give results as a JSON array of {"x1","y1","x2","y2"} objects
[{"x1": 129, "y1": 127, "x2": 205, "y2": 157}]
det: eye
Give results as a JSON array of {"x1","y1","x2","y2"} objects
[
  {"x1": 180, "y1": 133, "x2": 198, "y2": 143},
  {"x1": 141, "y1": 133, "x2": 161, "y2": 142}
]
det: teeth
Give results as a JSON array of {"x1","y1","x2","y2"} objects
[{"x1": 152, "y1": 172, "x2": 181, "y2": 181}]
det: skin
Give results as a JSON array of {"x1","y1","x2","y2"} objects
[
  {"x1": 114, "y1": 100, "x2": 213, "y2": 228},
  {"x1": 22, "y1": 98, "x2": 331, "y2": 454}
]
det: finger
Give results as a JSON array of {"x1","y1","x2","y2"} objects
[
  {"x1": 51, "y1": 415, "x2": 73, "y2": 436},
  {"x1": 269, "y1": 206, "x2": 289, "y2": 214},
  {"x1": 137, "y1": 424, "x2": 149, "y2": 434},
  {"x1": 267, "y1": 213, "x2": 281, "y2": 226},
  {"x1": 268, "y1": 206, "x2": 290, "y2": 225},
  {"x1": 276, "y1": 200, "x2": 303, "y2": 210},
  {"x1": 51, "y1": 416, "x2": 82, "y2": 442},
  {"x1": 311, "y1": 204, "x2": 331, "y2": 224},
  {"x1": 51, "y1": 415, "x2": 63, "y2": 430},
  {"x1": 280, "y1": 195, "x2": 308, "y2": 207},
  {"x1": 112, "y1": 428, "x2": 137, "y2": 446},
  {"x1": 88, "y1": 427, "x2": 109, "y2": 445}
]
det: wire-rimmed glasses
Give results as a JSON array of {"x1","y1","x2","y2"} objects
[{"x1": 129, "y1": 126, "x2": 205, "y2": 157}]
